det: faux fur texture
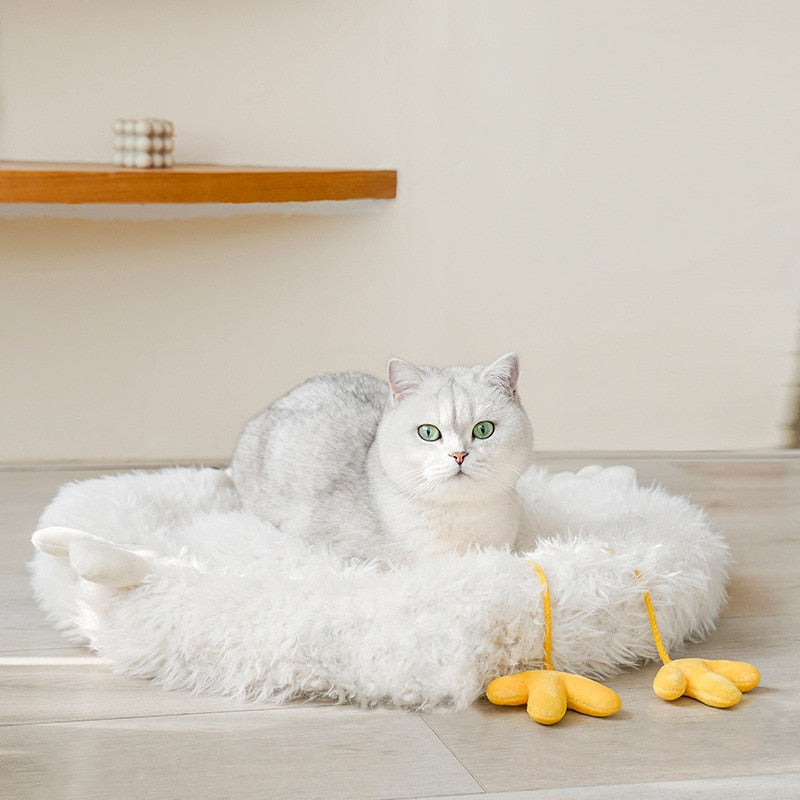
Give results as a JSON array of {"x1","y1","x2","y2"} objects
[{"x1": 29, "y1": 464, "x2": 730, "y2": 711}]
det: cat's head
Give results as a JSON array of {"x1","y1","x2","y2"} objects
[{"x1": 375, "y1": 353, "x2": 534, "y2": 502}]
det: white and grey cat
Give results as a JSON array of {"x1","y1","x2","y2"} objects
[{"x1": 231, "y1": 354, "x2": 534, "y2": 563}]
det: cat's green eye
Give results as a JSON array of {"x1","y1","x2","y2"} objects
[
  {"x1": 417, "y1": 424, "x2": 441, "y2": 442},
  {"x1": 472, "y1": 421, "x2": 495, "y2": 440}
]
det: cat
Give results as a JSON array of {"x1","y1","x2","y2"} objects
[{"x1": 230, "y1": 353, "x2": 534, "y2": 563}]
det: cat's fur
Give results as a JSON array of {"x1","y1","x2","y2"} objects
[{"x1": 230, "y1": 354, "x2": 534, "y2": 563}]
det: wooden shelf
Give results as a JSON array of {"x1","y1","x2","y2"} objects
[{"x1": 0, "y1": 161, "x2": 397, "y2": 204}]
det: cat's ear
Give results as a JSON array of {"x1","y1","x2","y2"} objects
[
  {"x1": 482, "y1": 353, "x2": 520, "y2": 397},
  {"x1": 387, "y1": 357, "x2": 423, "y2": 402}
]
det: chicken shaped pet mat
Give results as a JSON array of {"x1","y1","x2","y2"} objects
[{"x1": 30, "y1": 464, "x2": 759, "y2": 725}]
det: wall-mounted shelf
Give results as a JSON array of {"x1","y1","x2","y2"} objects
[{"x1": 0, "y1": 161, "x2": 397, "y2": 204}]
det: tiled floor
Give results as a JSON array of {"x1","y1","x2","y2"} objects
[{"x1": 2, "y1": 455, "x2": 799, "y2": 799}]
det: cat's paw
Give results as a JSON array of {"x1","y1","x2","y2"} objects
[{"x1": 32, "y1": 526, "x2": 151, "y2": 588}]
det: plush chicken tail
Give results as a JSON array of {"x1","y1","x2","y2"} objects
[{"x1": 32, "y1": 526, "x2": 151, "y2": 588}]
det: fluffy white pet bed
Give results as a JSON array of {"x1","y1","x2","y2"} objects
[{"x1": 30, "y1": 464, "x2": 730, "y2": 711}]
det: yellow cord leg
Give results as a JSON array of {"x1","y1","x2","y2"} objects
[
  {"x1": 486, "y1": 562, "x2": 622, "y2": 724},
  {"x1": 636, "y1": 570, "x2": 760, "y2": 708}
]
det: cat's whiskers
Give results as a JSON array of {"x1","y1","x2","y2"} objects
[
  {"x1": 462, "y1": 461, "x2": 525, "y2": 494},
  {"x1": 392, "y1": 466, "x2": 442, "y2": 501},
  {"x1": 394, "y1": 456, "x2": 526, "y2": 502}
]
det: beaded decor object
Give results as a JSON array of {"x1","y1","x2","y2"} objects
[{"x1": 113, "y1": 118, "x2": 175, "y2": 169}]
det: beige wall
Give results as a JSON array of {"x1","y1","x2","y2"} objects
[{"x1": 1, "y1": 1, "x2": 799, "y2": 463}]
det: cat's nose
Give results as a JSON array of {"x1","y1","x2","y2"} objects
[{"x1": 449, "y1": 451, "x2": 468, "y2": 465}]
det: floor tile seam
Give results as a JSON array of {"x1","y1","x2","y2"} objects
[
  {"x1": 417, "y1": 713, "x2": 488, "y2": 794},
  {"x1": 346, "y1": 773, "x2": 797, "y2": 800},
  {"x1": 389, "y1": 791, "x2": 488, "y2": 800},
  {"x1": 0, "y1": 704, "x2": 308, "y2": 729},
  {"x1": 541, "y1": 769, "x2": 800, "y2": 793},
  {"x1": 718, "y1": 610, "x2": 800, "y2": 623},
  {"x1": 0, "y1": 654, "x2": 112, "y2": 667},
  {"x1": 421, "y1": 770, "x2": 800, "y2": 799},
  {"x1": 0, "y1": 649, "x2": 99, "y2": 658}
]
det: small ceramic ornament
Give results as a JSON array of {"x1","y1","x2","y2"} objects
[{"x1": 112, "y1": 119, "x2": 175, "y2": 169}]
